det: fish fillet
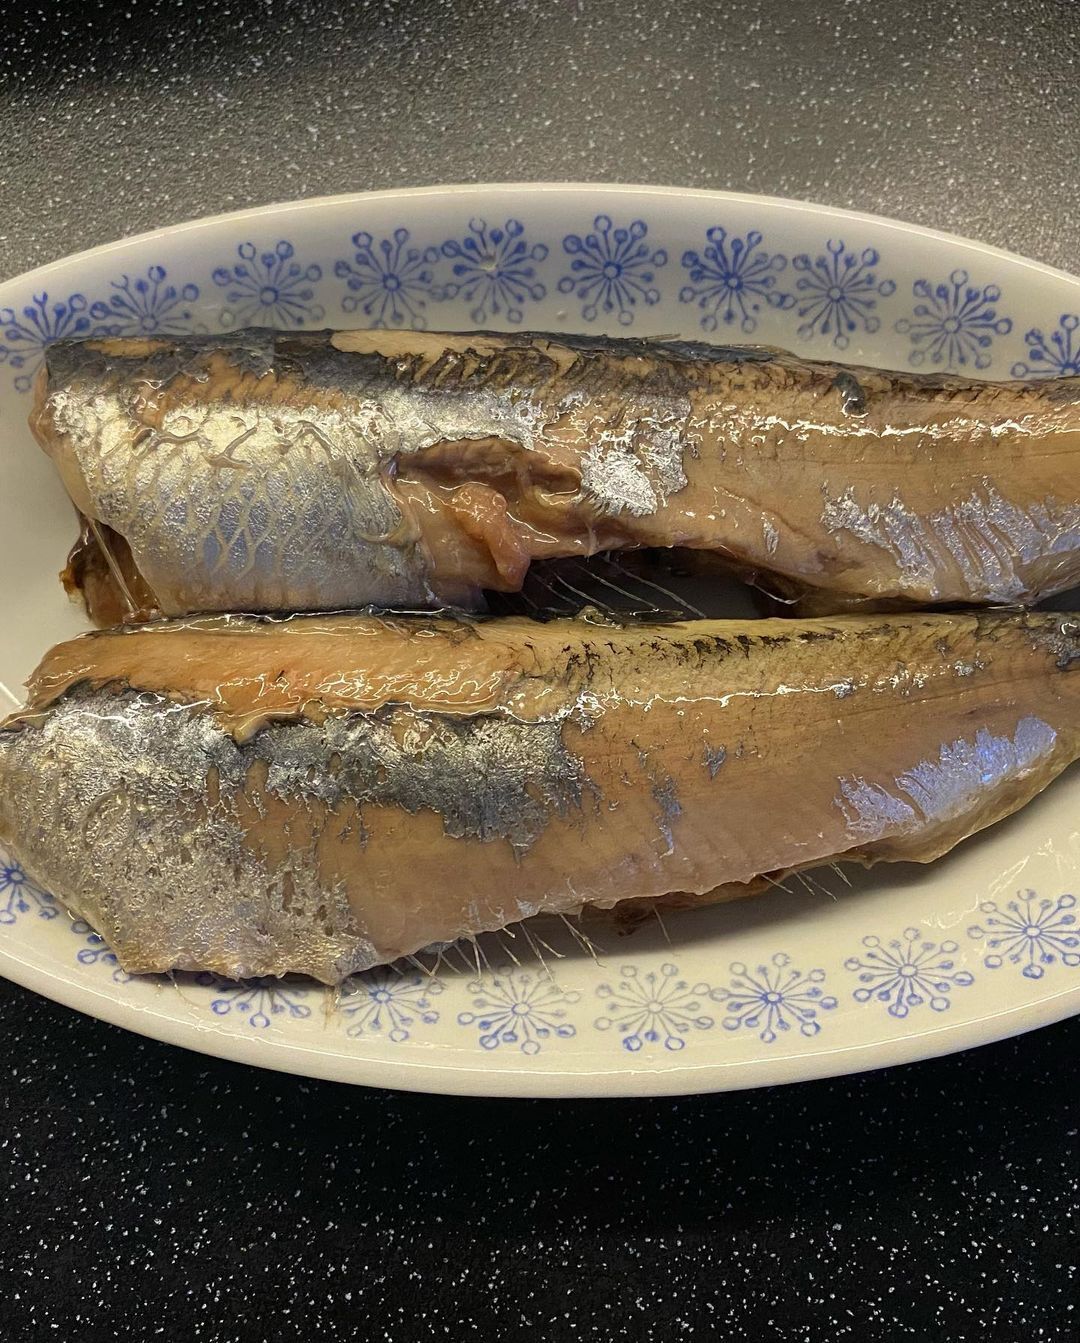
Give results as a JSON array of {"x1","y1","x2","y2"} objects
[
  {"x1": 1, "y1": 610, "x2": 1077, "y2": 982},
  {"x1": 31, "y1": 328, "x2": 1080, "y2": 623}
]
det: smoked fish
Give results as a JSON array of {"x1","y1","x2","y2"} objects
[
  {"x1": 1, "y1": 610, "x2": 1077, "y2": 982},
  {"x1": 32, "y1": 328, "x2": 1080, "y2": 624}
]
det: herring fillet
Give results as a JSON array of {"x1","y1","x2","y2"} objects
[
  {"x1": 31, "y1": 327, "x2": 1080, "y2": 624},
  {"x1": 0, "y1": 611, "x2": 1077, "y2": 983}
]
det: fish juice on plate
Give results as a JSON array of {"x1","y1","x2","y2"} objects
[
  {"x1": 31, "y1": 328, "x2": 1080, "y2": 624},
  {"x1": 1, "y1": 611, "x2": 1077, "y2": 982}
]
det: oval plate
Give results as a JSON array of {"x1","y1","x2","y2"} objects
[{"x1": 2, "y1": 184, "x2": 1079, "y2": 1097}]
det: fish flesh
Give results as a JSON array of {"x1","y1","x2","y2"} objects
[
  {"x1": 1, "y1": 609, "x2": 1077, "y2": 982},
  {"x1": 32, "y1": 328, "x2": 1080, "y2": 624}
]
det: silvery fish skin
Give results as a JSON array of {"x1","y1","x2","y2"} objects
[
  {"x1": 32, "y1": 327, "x2": 1080, "y2": 624},
  {"x1": 1, "y1": 610, "x2": 1077, "y2": 983}
]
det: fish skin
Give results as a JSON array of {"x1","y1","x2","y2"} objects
[
  {"x1": 31, "y1": 328, "x2": 1080, "y2": 623},
  {"x1": 1, "y1": 610, "x2": 1077, "y2": 983}
]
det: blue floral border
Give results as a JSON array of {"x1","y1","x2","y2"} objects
[
  {"x1": 4, "y1": 218, "x2": 1072, "y2": 390},
  {"x1": 2, "y1": 855, "x2": 1076, "y2": 1057}
]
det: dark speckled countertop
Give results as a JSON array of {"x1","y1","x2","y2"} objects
[{"x1": 1, "y1": 2, "x2": 1078, "y2": 1339}]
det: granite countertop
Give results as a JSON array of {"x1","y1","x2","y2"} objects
[{"x1": 1, "y1": 2, "x2": 1077, "y2": 1339}]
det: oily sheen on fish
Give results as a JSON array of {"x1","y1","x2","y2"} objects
[
  {"x1": 1, "y1": 611, "x2": 1077, "y2": 982},
  {"x1": 32, "y1": 327, "x2": 1080, "y2": 624}
]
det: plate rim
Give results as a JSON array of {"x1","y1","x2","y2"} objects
[
  {"x1": 4, "y1": 181, "x2": 1080, "y2": 295},
  {"x1": 2, "y1": 181, "x2": 1078, "y2": 1096},
  {"x1": 1, "y1": 938, "x2": 1076, "y2": 1097}
]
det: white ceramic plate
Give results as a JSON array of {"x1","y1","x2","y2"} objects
[{"x1": 2, "y1": 184, "x2": 1079, "y2": 1097}]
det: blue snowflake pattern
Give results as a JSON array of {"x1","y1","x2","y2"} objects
[
  {"x1": 594, "y1": 962, "x2": 714, "y2": 1052},
  {"x1": 90, "y1": 265, "x2": 199, "y2": 337},
  {"x1": 968, "y1": 892, "x2": 1079, "y2": 980},
  {"x1": 791, "y1": 239, "x2": 896, "y2": 350},
  {"x1": 845, "y1": 927, "x2": 975, "y2": 1017},
  {"x1": 198, "y1": 975, "x2": 313, "y2": 1029},
  {"x1": 894, "y1": 269, "x2": 1013, "y2": 370},
  {"x1": 712, "y1": 953, "x2": 837, "y2": 1044},
  {"x1": 1011, "y1": 314, "x2": 1080, "y2": 378},
  {"x1": 71, "y1": 919, "x2": 132, "y2": 984},
  {"x1": 457, "y1": 969, "x2": 579, "y2": 1056},
  {"x1": 436, "y1": 217, "x2": 547, "y2": 324},
  {"x1": 0, "y1": 291, "x2": 92, "y2": 392},
  {"x1": 213, "y1": 241, "x2": 324, "y2": 329},
  {"x1": 334, "y1": 228, "x2": 440, "y2": 329},
  {"x1": 558, "y1": 215, "x2": 667, "y2": 326},
  {"x1": 342, "y1": 967, "x2": 445, "y2": 1042},
  {"x1": 678, "y1": 227, "x2": 793, "y2": 334},
  {"x1": 0, "y1": 857, "x2": 57, "y2": 925}
]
